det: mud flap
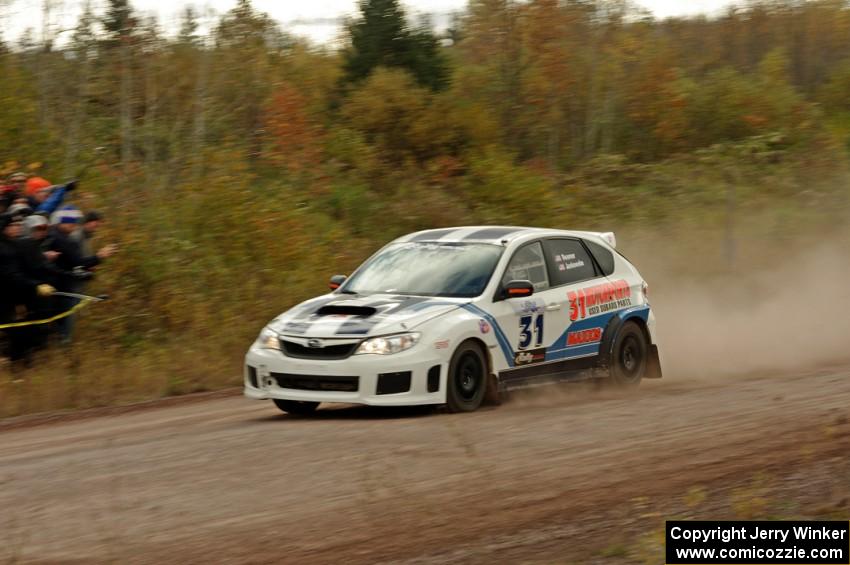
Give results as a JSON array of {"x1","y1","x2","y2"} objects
[
  {"x1": 645, "y1": 344, "x2": 663, "y2": 379},
  {"x1": 597, "y1": 315, "x2": 662, "y2": 379}
]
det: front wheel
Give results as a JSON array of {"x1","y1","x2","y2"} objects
[
  {"x1": 608, "y1": 321, "x2": 648, "y2": 387},
  {"x1": 273, "y1": 399, "x2": 320, "y2": 416},
  {"x1": 446, "y1": 341, "x2": 488, "y2": 413}
]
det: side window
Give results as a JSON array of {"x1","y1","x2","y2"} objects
[
  {"x1": 501, "y1": 242, "x2": 549, "y2": 291},
  {"x1": 584, "y1": 239, "x2": 616, "y2": 276},
  {"x1": 545, "y1": 239, "x2": 597, "y2": 286}
]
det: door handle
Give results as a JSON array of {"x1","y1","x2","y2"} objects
[{"x1": 545, "y1": 303, "x2": 561, "y2": 312}]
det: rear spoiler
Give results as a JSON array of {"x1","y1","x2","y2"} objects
[
  {"x1": 598, "y1": 232, "x2": 616, "y2": 248},
  {"x1": 574, "y1": 231, "x2": 617, "y2": 249}
]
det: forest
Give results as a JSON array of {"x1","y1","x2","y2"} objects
[{"x1": 1, "y1": 0, "x2": 849, "y2": 415}]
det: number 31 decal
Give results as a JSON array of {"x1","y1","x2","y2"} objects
[{"x1": 519, "y1": 314, "x2": 544, "y2": 349}]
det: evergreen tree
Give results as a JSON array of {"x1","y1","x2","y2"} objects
[
  {"x1": 178, "y1": 6, "x2": 200, "y2": 46},
  {"x1": 103, "y1": 0, "x2": 135, "y2": 41},
  {"x1": 343, "y1": 0, "x2": 448, "y2": 91}
]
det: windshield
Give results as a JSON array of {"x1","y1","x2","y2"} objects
[{"x1": 342, "y1": 242, "x2": 504, "y2": 298}]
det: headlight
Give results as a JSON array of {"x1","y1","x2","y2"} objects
[
  {"x1": 257, "y1": 327, "x2": 281, "y2": 350},
  {"x1": 355, "y1": 333, "x2": 420, "y2": 355}
]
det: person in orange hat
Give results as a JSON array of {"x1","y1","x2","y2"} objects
[
  {"x1": 25, "y1": 176, "x2": 51, "y2": 195},
  {"x1": 25, "y1": 177, "x2": 77, "y2": 215}
]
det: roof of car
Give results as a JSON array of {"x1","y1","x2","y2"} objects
[{"x1": 396, "y1": 226, "x2": 591, "y2": 245}]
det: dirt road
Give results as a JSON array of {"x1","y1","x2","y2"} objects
[{"x1": 1, "y1": 368, "x2": 849, "y2": 564}]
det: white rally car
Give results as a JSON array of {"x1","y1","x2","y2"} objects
[{"x1": 244, "y1": 226, "x2": 661, "y2": 414}]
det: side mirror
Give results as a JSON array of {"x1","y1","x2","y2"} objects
[
  {"x1": 503, "y1": 280, "x2": 534, "y2": 299},
  {"x1": 329, "y1": 274, "x2": 347, "y2": 291}
]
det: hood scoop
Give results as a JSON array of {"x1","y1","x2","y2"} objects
[{"x1": 316, "y1": 304, "x2": 377, "y2": 318}]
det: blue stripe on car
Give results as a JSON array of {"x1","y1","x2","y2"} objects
[
  {"x1": 544, "y1": 304, "x2": 651, "y2": 362},
  {"x1": 461, "y1": 302, "x2": 651, "y2": 368},
  {"x1": 461, "y1": 304, "x2": 515, "y2": 367},
  {"x1": 617, "y1": 304, "x2": 650, "y2": 323}
]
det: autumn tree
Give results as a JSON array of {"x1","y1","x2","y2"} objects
[{"x1": 212, "y1": 0, "x2": 293, "y2": 161}]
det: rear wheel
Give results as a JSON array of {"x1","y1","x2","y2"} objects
[
  {"x1": 273, "y1": 399, "x2": 320, "y2": 416},
  {"x1": 608, "y1": 321, "x2": 648, "y2": 387},
  {"x1": 446, "y1": 341, "x2": 488, "y2": 413}
]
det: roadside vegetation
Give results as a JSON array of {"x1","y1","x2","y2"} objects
[{"x1": 1, "y1": 0, "x2": 850, "y2": 416}]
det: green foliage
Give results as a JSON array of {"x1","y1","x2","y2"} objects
[
  {"x1": 342, "y1": 0, "x2": 449, "y2": 91},
  {"x1": 462, "y1": 147, "x2": 559, "y2": 224},
  {"x1": 103, "y1": 0, "x2": 134, "y2": 39}
]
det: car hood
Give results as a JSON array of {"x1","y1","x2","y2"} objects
[{"x1": 269, "y1": 294, "x2": 467, "y2": 338}]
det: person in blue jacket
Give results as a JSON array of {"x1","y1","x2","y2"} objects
[{"x1": 25, "y1": 177, "x2": 77, "y2": 215}]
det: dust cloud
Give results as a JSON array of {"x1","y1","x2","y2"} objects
[{"x1": 625, "y1": 228, "x2": 850, "y2": 379}]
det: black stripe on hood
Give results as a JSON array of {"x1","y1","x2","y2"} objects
[
  {"x1": 332, "y1": 296, "x2": 432, "y2": 335},
  {"x1": 280, "y1": 295, "x2": 456, "y2": 336}
]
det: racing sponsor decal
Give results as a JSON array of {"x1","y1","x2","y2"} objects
[
  {"x1": 514, "y1": 347, "x2": 546, "y2": 366},
  {"x1": 568, "y1": 279, "x2": 632, "y2": 322},
  {"x1": 510, "y1": 298, "x2": 545, "y2": 316},
  {"x1": 567, "y1": 327, "x2": 603, "y2": 346},
  {"x1": 479, "y1": 319, "x2": 491, "y2": 334},
  {"x1": 434, "y1": 339, "x2": 450, "y2": 349}
]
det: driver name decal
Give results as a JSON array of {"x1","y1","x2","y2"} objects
[{"x1": 568, "y1": 279, "x2": 632, "y2": 321}]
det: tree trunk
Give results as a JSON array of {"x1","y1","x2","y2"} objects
[
  {"x1": 192, "y1": 45, "x2": 208, "y2": 180},
  {"x1": 120, "y1": 37, "x2": 132, "y2": 174}
]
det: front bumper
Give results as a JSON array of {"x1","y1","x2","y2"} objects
[{"x1": 244, "y1": 343, "x2": 447, "y2": 406}]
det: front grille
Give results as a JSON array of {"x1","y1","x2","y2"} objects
[
  {"x1": 272, "y1": 372, "x2": 359, "y2": 392},
  {"x1": 280, "y1": 339, "x2": 360, "y2": 360}
]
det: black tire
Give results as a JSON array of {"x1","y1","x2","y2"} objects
[
  {"x1": 273, "y1": 399, "x2": 320, "y2": 416},
  {"x1": 446, "y1": 341, "x2": 488, "y2": 413},
  {"x1": 608, "y1": 321, "x2": 648, "y2": 387}
]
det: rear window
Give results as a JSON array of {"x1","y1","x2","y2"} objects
[
  {"x1": 544, "y1": 239, "x2": 597, "y2": 286},
  {"x1": 584, "y1": 239, "x2": 616, "y2": 276}
]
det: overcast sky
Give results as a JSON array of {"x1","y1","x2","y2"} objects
[{"x1": 1, "y1": 0, "x2": 738, "y2": 46}]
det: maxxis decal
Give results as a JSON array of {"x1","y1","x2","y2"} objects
[{"x1": 567, "y1": 328, "x2": 603, "y2": 345}]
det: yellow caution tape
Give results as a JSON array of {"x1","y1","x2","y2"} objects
[{"x1": 0, "y1": 298, "x2": 96, "y2": 329}]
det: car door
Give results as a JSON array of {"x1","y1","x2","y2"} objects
[
  {"x1": 488, "y1": 240, "x2": 566, "y2": 370},
  {"x1": 540, "y1": 238, "x2": 611, "y2": 364}
]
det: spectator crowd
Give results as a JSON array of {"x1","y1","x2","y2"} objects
[{"x1": 1, "y1": 172, "x2": 117, "y2": 374}]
